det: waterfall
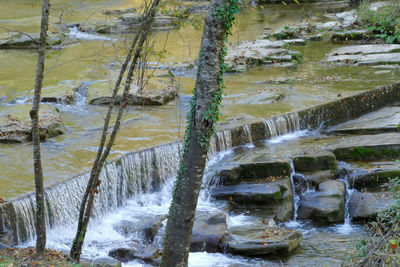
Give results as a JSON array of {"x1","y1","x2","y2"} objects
[
  {"x1": 242, "y1": 125, "x2": 253, "y2": 146},
  {"x1": 289, "y1": 161, "x2": 300, "y2": 225},
  {"x1": 209, "y1": 130, "x2": 232, "y2": 157},
  {"x1": 8, "y1": 142, "x2": 181, "y2": 244},
  {"x1": 337, "y1": 174, "x2": 356, "y2": 234},
  {"x1": 263, "y1": 112, "x2": 300, "y2": 139}
]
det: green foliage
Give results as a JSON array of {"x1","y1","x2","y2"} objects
[
  {"x1": 358, "y1": 0, "x2": 400, "y2": 44},
  {"x1": 354, "y1": 177, "x2": 400, "y2": 265}
]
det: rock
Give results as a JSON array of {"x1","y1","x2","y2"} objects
[
  {"x1": 348, "y1": 169, "x2": 400, "y2": 190},
  {"x1": 211, "y1": 177, "x2": 293, "y2": 221},
  {"x1": 0, "y1": 230, "x2": 12, "y2": 248},
  {"x1": 0, "y1": 107, "x2": 65, "y2": 143},
  {"x1": 190, "y1": 211, "x2": 228, "y2": 253},
  {"x1": 227, "y1": 224, "x2": 302, "y2": 256},
  {"x1": 307, "y1": 34, "x2": 324, "y2": 41},
  {"x1": 109, "y1": 246, "x2": 161, "y2": 264},
  {"x1": 348, "y1": 191, "x2": 396, "y2": 221},
  {"x1": 325, "y1": 44, "x2": 400, "y2": 66},
  {"x1": 103, "y1": 7, "x2": 137, "y2": 15},
  {"x1": 331, "y1": 30, "x2": 368, "y2": 43},
  {"x1": 293, "y1": 151, "x2": 337, "y2": 172},
  {"x1": 0, "y1": 32, "x2": 65, "y2": 49},
  {"x1": 217, "y1": 161, "x2": 291, "y2": 186},
  {"x1": 120, "y1": 13, "x2": 178, "y2": 31},
  {"x1": 113, "y1": 215, "x2": 167, "y2": 243},
  {"x1": 293, "y1": 170, "x2": 337, "y2": 194},
  {"x1": 92, "y1": 256, "x2": 122, "y2": 266},
  {"x1": 41, "y1": 93, "x2": 76, "y2": 105},
  {"x1": 333, "y1": 144, "x2": 400, "y2": 161},
  {"x1": 298, "y1": 180, "x2": 345, "y2": 224},
  {"x1": 90, "y1": 88, "x2": 177, "y2": 106}
]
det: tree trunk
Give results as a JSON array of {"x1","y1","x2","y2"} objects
[
  {"x1": 69, "y1": 0, "x2": 161, "y2": 261},
  {"x1": 29, "y1": 0, "x2": 50, "y2": 258},
  {"x1": 161, "y1": 0, "x2": 238, "y2": 265}
]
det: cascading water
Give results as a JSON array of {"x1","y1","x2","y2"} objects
[
  {"x1": 8, "y1": 142, "x2": 181, "y2": 244},
  {"x1": 286, "y1": 161, "x2": 301, "y2": 227},
  {"x1": 263, "y1": 112, "x2": 301, "y2": 139},
  {"x1": 242, "y1": 125, "x2": 253, "y2": 146},
  {"x1": 337, "y1": 163, "x2": 356, "y2": 234}
]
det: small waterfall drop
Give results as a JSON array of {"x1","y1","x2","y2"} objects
[
  {"x1": 242, "y1": 125, "x2": 254, "y2": 147},
  {"x1": 8, "y1": 142, "x2": 181, "y2": 244},
  {"x1": 287, "y1": 161, "x2": 301, "y2": 227},
  {"x1": 263, "y1": 112, "x2": 301, "y2": 139},
  {"x1": 337, "y1": 174, "x2": 356, "y2": 234}
]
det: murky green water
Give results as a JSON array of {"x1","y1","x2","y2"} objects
[{"x1": 0, "y1": 0, "x2": 399, "y2": 199}]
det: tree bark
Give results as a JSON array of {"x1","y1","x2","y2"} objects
[
  {"x1": 69, "y1": 0, "x2": 161, "y2": 261},
  {"x1": 29, "y1": 0, "x2": 50, "y2": 258},
  {"x1": 161, "y1": 0, "x2": 231, "y2": 265}
]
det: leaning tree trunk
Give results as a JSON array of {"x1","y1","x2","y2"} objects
[
  {"x1": 69, "y1": 0, "x2": 161, "y2": 261},
  {"x1": 29, "y1": 0, "x2": 50, "y2": 258},
  {"x1": 161, "y1": 0, "x2": 238, "y2": 266}
]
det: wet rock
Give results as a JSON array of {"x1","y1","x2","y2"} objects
[
  {"x1": 41, "y1": 93, "x2": 76, "y2": 105},
  {"x1": 293, "y1": 170, "x2": 337, "y2": 194},
  {"x1": 227, "y1": 224, "x2": 302, "y2": 256},
  {"x1": 298, "y1": 180, "x2": 345, "y2": 224},
  {"x1": 113, "y1": 215, "x2": 167, "y2": 243},
  {"x1": 331, "y1": 30, "x2": 368, "y2": 43},
  {"x1": 109, "y1": 245, "x2": 162, "y2": 264},
  {"x1": 333, "y1": 144, "x2": 400, "y2": 161},
  {"x1": 91, "y1": 256, "x2": 122, "y2": 266},
  {"x1": 0, "y1": 230, "x2": 12, "y2": 248},
  {"x1": 348, "y1": 191, "x2": 396, "y2": 221},
  {"x1": 0, "y1": 107, "x2": 65, "y2": 143},
  {"x1": 293, "y1": 151, "x2": 337, "y2": 172},
  {"x1": 90, "y1": 88, "x2": 177, "y2": 106},
  {"x1": 325, "y1": 44, "x2": 400, "y2": 66},
  {"x1": 190, "y1": 211, "x2": 228, "y2": 253},
  {"x1": 211, "y1": 177, "x2": 293, "y2": 221},
  {"x1": 348, "y1": 168, "x2": 400, "y2": 190},
  {"x1": 217, "y1": 161, "x2": 291, "y2": 186},
  {"x1": 307, "y1": 34, "x2": 324, "y2": 41}
]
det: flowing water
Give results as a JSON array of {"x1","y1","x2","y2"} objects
[{"x1": 1, "y1": 0, "x2": 400, "y2": 199}]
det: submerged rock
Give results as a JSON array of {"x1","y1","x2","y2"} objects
[
  {"x1": 190, "y1": 211, "x2": 228, "y2": 253},
  {"x1": 0, "y1": 107, "x2": 66, "y2": 143},
  {"x1": 348, "y1": 191, "x2": 396, "y2": 221},
  {"x1": 298, "y1": 180, "x2": 345, "y2": 224},
  {"x1": 227, "y1": 224, "x2": 302, "y2": 256}
]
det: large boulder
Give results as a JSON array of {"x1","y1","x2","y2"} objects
[
  {"x1": 190, "y1": 211, "x2": 228, "y2": 253},
  {"x1": 0, "y1": 32, "x2": 65, "y2": 49},
  {"x1": 293, "y1": 151, "x2": 337, "y2": 172},
  {"x1": 298, "y1": 180, "x2": 345, "y2": 225},
  {"x1": 227, "y1": 224, "x2": 302, "y2": 256},
  {"x1": 0, "y1": 107, "x2": 66, "y2": 143},
  {"x1": 348, "y1": 191, "x2": 396, "y2": 221},
  {"x1": 112, "y1": 215, "x2": 167, "y2": 243}
]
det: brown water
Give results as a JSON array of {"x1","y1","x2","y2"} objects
[{"x1": 1, "y1": 0, "x2": 399, "y2": 199}]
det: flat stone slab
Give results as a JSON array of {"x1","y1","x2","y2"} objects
[
  {"x1": 327, "y1": 104, "x2": 400, "y2": 135},
  {"x1": 349, "y1": 191, "x2": 396, "y2": 221},
  {"x1": 347, "y1": 168, "x2": 400, "y2": 190},
  {"x1": 217, "y1": 161, "x2": 291, "y2": 186},
  {"x1": 328, "y1": 133, "x2": 400, "y2": 161},
  {"x1": 227, "y1": 225, "x2": 302, "y2": 256},
  {"x1": 212, "y1": 182, "x2": 286, "y2": 204},
  {"x1": 325, "y1": 44, "x2": 400, "y2": 66},
  {"x1": 293, "y1": 151, "x2": 337, "y2": 172}
]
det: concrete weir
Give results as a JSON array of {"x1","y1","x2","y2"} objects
[{"x1": 1, "y1": 82, "x2": 400, "y2": 245}]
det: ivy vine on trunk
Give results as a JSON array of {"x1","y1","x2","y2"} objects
[{"x1": 161, "y1": 0, "x2": 239, "y2": 266}]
